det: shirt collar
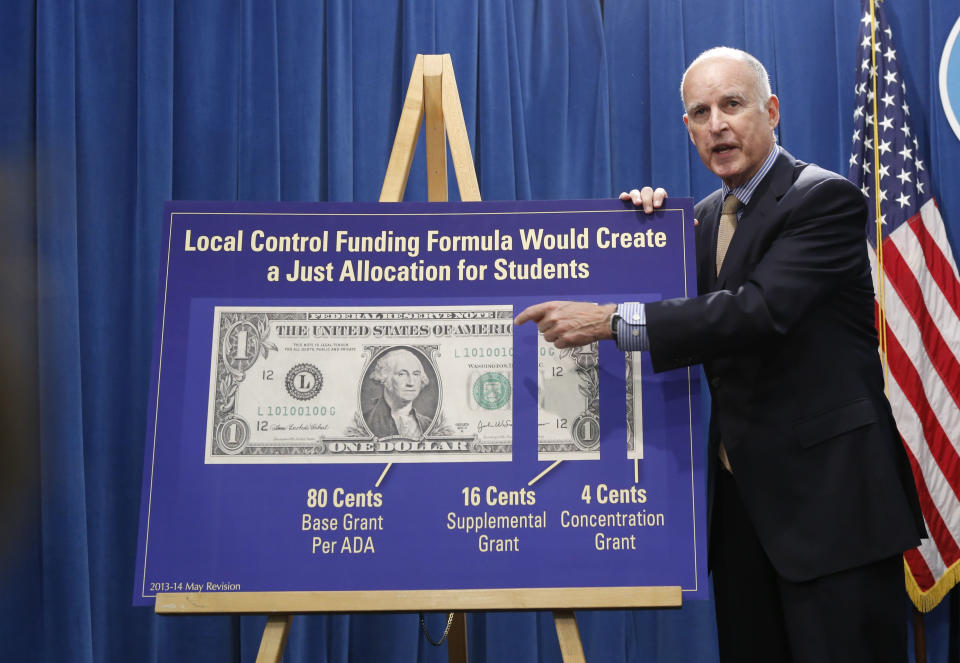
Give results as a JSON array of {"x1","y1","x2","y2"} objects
[{"x1": 721, "y1": 144, "x2": 781, "y2": 207}]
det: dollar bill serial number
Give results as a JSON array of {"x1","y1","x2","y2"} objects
[
  {"x1": 257, "y1": 405, "x2": 337, "y2": 417},
  {"x1": 453, "y1": 346, "x2": 513, "y2": 358}
]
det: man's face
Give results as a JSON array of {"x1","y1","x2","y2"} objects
[
  {"x1": 384, "y1": 351, "x2": 425, "y2": 404},
  {"x1": 682, "y1": 57, "x2": 779, "y2": 189}
]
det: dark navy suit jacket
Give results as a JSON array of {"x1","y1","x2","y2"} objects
[{"x1": 646, "y1": 149, "x2": 925, "y2": 581}]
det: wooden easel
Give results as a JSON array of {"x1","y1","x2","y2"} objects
[
  {"x1": 381, "y1": 52, "x2": 594, "y2": 663},
  {"x1": 155, "y1": 54, "x2": 682, "y2": 663},
  {"x1": 258, "y1": 54, "x2": 483, "y2": 662},
  {"x1": 381, "y1": 53, "x2": 493, "y2": 663},
  {"x1": 380, "y1": 54, "x2": 479, "y2": 204}
]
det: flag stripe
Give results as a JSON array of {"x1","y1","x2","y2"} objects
[
  {"x1": 904, "y1": 547, "x2": 936, "y2": 591},
  {"x1": 888, "y1": 351, "x2": 953, "y2": 586},
  {"x1": 881, "y1": 238, "x2": 960, "y2": 410},
  {"x1": 870, "y1": 245, "x2": 960, "y2": 448},
  {"x1": 870, "y1": 248, "x2": 960, "y2": 558},
  {"x1": 884, "y1": 326, "x2": 960, "y2": 566},
  {"x1": 889, "y1": 233, "x2": 960, "y2": 364},
  {"x1": 890, "y1": 221, "x2": 960, "y2": 350},
  {"x1": 900, "y1": 441, "x2": 955, "y2": 589},
  {"x1": 910, "y1": 213, "x2": 960, "y2": 321},
  {"x1": 920, "y1": 200, "x2": 960, "y2": 282},
  {"x1": 913, "y1": 539, "x2": 946, "y2": 588},
  {"x1": 880, "y1": 307, "x2": 960, "y2": 516},
  {"x1": 883, "y1": 317, "x2": 960, "y2": 517}
]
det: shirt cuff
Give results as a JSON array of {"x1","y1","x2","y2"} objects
[{"x1": 615, "y1": 302, "x2": 648, "y2": 351}]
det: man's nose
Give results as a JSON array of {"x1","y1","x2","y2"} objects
[{"x1": 708, "y1": 109, "x2": 726, "y2": 132}]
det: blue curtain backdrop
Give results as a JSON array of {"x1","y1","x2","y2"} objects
[{"x1": 1, "y1": 0, "x2": 958, "y2": 661}]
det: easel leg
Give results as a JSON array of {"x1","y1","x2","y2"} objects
[
  {"x1": 256, "y1": 614, "x2": 293, "y2": 663},
  {"x1": 381, "y1": 53, "x2": 480, "y2": 204},
  {"x1": 912, "y1": 605, "x2": 926, "y2": 663},
  {"x1": 446, "y1": 612, "x2": 469, "y2": 663},
  {"x1": 554, "y1": 610, "x2": 586, "y2": 663},
  {"x1": 423, "y1": 55, "x2": 447, "y2": 202},
  {"x1": 381, "y1": 54, "x2": 480, "y2": 656}
]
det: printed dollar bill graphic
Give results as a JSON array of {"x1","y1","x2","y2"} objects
[
  {"x1": 626, "y1": 352, "x2": 644, "y2": 459},
  {"x1": 537, "y1": 334, "x2": 600, "y2": 460},
  {"x1": 206, "y1": 306, "x2": 513, "y2": 463}
]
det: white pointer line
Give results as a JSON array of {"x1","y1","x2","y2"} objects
[
  {"x1": 528, "y1": 460, "x2": 562, "y2": 486},
  {"x1": 634, "y1": 458, "x2": 639, "y2": 484},
  {"x1": 375, "y1": 463, "x2": 392, "y2": 488}
]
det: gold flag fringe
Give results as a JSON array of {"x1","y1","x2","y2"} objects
[{"x1": 905, "y1": 556, "x2": 960, "y2": 613}]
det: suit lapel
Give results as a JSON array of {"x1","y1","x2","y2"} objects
[{"x1": 715, "y1": 150, "x2": 801, "y2": 288}]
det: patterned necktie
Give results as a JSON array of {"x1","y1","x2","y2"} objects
[
  {"x1": 716, "y1": 194, "x2": 743, "y2": 276},
  {"x1": 716, "y1": 193, "x2": 742, "y2": 473}
]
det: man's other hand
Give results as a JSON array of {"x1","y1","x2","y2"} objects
[
  {"x1": 514, "y1": 302, "x2": 617, "y2": 349},
  {"x1": 619, "y1": 186, "x2": 699, "y2": 226},
  {"x1": 619, "y1": 186, "x2": 667, "y2": 213}
]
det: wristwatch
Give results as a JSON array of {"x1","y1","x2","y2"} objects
[{"x1": 610, "y1": 310, "x2": 621, "y2": 340}]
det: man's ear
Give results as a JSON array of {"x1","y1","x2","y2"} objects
[
  {"x1": 682, "y1": 114, "x2": 695, "y2": 144},
  {"x1": 766, "y1": 95, "x2": 780, "y2": 130}
]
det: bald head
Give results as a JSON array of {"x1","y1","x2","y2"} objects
[{"x1": 681, "y1": 47, "x2": 772, "y2": 109}]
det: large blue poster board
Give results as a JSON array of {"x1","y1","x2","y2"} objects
[{"x1": 133, "y1": 199, "x2": 706, "y2": 607}]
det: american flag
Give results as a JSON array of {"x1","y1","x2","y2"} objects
[{"x1": 848, "y1": 0, "x2": 960, "y2": 612}]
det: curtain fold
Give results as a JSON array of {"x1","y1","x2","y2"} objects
[
  {"x1": 276, "y1": 0, "x2": 326, "y2": 202},
  {"x1": 35, "y1": 1, "x2": 95, "y2": 661},
  {"x1": 0, "y1": 0, "x2": 43, "y2": 656},
  {"x1": 2, "y1": 0, "x2": 958, "y2": 661},
  {"x1": 238, "y1": 0, "x2": 281, "y2": 201}
]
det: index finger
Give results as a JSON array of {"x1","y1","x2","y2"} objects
[{"x1": 514, "y1": 301, "x2": 553, "y2": 326}]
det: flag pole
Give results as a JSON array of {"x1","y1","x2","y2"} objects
[
  {"x1": 867, "y1": 3, "x2": 927, "y2": 658},
  {"x1": 872, "y1": 6, "x2": 928, "y2": 657},
  {"x1": 869, "y1": 0, "x2": 891, "y2": 395}
]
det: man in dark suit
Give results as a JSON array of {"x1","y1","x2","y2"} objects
[{"x1": 516, "y1": 47, "x2": 924, "y2": 662}]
